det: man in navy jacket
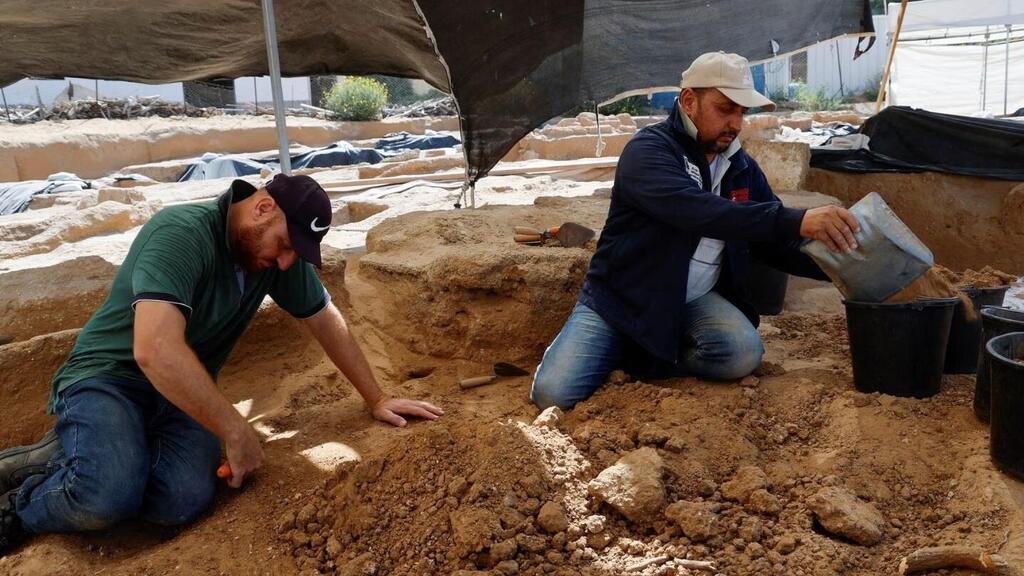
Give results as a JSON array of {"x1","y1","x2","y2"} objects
[{"x1": 531, "y1": 52, "x2": 860, "y2": 410}]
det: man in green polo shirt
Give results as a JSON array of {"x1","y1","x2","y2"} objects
[{"x1": 0, "y1": 174, "x2": 443, "y2": 552}]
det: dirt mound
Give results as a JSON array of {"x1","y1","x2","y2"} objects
[
  {"x1": 937, "y1": 265, "x2": 1019, "y2": 289},
  {"x1": 353, "y1": 196, "x2": 609, "y2": 363},
  {"x1": 275, "y1": 306, "x2": 1022, "y2": 576},
  {"x1": 281, "y1": 363, "x2": 1022, "y2": 576},
  {"x1": 281, "y1": 418, "x2": 591, "y2": 575}
]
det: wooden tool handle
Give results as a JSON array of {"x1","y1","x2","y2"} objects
[
  {"x1": 514, "y1": 226, "x2": 541, "y2": 235},
  {"x1": 459, "y1": 375, "x2": 498, "y2": 389},
  {"x1": 514, "y1": 233, "x2": 543, "y2": 243}
]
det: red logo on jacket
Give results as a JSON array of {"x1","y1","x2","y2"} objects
[{"x1": 731, "y1": 188, "x2": 750, "y2": 203}]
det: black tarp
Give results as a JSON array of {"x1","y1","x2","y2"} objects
[
  {"x1": 0, "y1": 1, "x2": 873, "y2": 183},
  {"x1": 810, "y1": 107, "x2": 1024, "y2": 181}
]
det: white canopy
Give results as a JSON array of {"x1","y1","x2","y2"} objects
[
  {"x1": 889, "y1": 0, "x2": 1024, "y2": 33},
  {"x1": 887, "y1": 0, "x2": 1024, "y2": 115}
]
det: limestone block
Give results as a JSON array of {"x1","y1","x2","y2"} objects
[
  {"x1": 587, "y1": 447, "x2": 666, "y2": 524},
  {"x1": 742, "y1": 139, "x2": 810, "y2": 191},
  {"x1": 808, "y1": 487, "x2": 885, "y2": 546}
]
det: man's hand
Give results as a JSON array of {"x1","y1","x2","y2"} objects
[
  {"x1": 371, "y1": 397, "x2": 444, "y2": 428},
  {"x1": 223, "y1": 419, "x2": 264, "y2": 488},
  {"x1": 800, "y1": 205, "x2": 861, "y2": 253}
]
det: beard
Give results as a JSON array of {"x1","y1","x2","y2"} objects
[
  {"x1": 698, "y1": 130, "x2": 738, "y2": 155},
  {"x1": 230, "y1": 219, "x2": 274, "y2": 273}
]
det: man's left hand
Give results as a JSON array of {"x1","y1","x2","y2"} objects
[{"x1": 372, "y1": 397, "x2": 444, "y2": 427}]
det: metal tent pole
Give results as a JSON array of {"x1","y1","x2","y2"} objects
[
  {"x1": 982, "y1": 27, "x2": 990, "y2": 111},
  {"x1": 260, "y1": 0, "x2": 292, "y2": 175},
  {"x1": 1004, "y1": 25, "x2": 1011, "y2": 116}
]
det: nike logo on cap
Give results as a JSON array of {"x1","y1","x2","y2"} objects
[{"x1": 310, "y1": 218, "x2": 329, "y2": 233}]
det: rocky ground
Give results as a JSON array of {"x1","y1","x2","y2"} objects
[
  {"x1": 2, "y1": 200, "x2": 1021, "y2": 576},
  {"x1": 1, "y1": 113, "x2": 1023, "y2": 576}
]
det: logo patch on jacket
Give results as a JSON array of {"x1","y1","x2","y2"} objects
[
  {"x1": 731, "y1": 188, "x2": 750, "y2": 203},
  {"x1": 682, "y1": 156, "x2": 703, "y2": 188}
]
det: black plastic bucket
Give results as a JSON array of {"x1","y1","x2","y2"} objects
[
  {"x1": 974, "y1": 307, "x2": 1024, "y2": 421},
  {"x1": 944, "y1": 286, "x2": 1011, "y2": 374},
  {"x1": 987, "y1": 332, "x2": 1024, "y2": 481},
  {"x1": 844, "y1": 298, "x2": 958, "y2": 398},
  {"x1": 749, "y1": 259, "x2": 789, "y2": 316}
]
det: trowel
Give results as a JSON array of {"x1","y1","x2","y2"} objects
[
  {"x1": 513, "y1": 222, "x2": 595, "y2": 248},
  {"x1": 459, "y1": 362, "x2": 531, "y2": 390}
]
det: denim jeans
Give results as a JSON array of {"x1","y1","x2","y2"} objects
[
  {"x1": 531, "y1": 291, "x2": 764, "y2": 410},
  {"x1": 16, "y1": 375, "x2": 221, "y2": 533}
]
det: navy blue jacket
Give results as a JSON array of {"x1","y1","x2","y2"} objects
[{"x1": 579, "y1": 103, "x2": 829, "y2": 363}]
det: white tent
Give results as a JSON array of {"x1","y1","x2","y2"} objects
[{"x1": 887, "y1": 0, "x2": 1024, "y2": 115}]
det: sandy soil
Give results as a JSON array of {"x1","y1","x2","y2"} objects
[{"x1": 1, "y1": 202, "x2": 1023, "y2": 576}]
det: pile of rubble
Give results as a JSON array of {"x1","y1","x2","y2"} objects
[{"x1": 2, "y1": 97, "x2": 222, "y2": 123}]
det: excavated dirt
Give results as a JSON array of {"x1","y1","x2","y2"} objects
[
  {"x1": 937, "y1": 265, "x2": 1019, "y2": 289},
  {"x1": 1, "y1": 200, "x2": 1023, "y2": 576}
]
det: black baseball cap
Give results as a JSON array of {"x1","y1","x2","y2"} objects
[{"x1": 265, "y1": 174, "x2": 332, "y2": 268}]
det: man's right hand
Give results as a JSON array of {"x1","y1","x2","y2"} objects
[
  {"x1": 224, "y1": 419, "x2": 264, "y2": 488},
  {"x1": 799, "y1": 205, "x2": 861, "y2": 253}
]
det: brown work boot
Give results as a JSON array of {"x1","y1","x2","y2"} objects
[
  {"x1": 0, "y1": 488, "x2": 25, "y2": 556},
  {"x1": 0, "y1": 430, "x2": 61, "y2": 495}
]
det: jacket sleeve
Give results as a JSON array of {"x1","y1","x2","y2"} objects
[
  {"x1": 747, "y1": 165, "x2": 831, "y2": 281},
  {"x1": 614, "y1": 132, "x2": 806, "y2": 242}
]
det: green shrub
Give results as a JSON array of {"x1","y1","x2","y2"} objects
[
  {"x1": 323, "y1": 77, "x2": 388, "y2": 121},
  {"x1": 792, "y1": 83, "x2": 843, "y2": 112}
]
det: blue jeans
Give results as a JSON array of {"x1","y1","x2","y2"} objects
[
  {"x1": 15, "y1": 375, "x2": 221, "y2": 533},
  {"x1": 531, "y1": 291, "x2": 764, "y2": 410}
]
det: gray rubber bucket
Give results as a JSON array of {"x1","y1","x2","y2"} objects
[
  {"x1": 974, "y1": 307, "x2": 1024, "y2": 421},
  {"x1": 801, "y1": 192, "x2": 934, "y2": 303},
  {"x1": 987, "y1": 332, "x2": 1024, "y2": 480}
]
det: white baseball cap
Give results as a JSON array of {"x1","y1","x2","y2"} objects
[{"x1": 680, "y1": 52, "x2": 776, "y2": 112}]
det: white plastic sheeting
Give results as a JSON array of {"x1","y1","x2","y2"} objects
[
  {"x1": 886, "y1": 0, "x2": 1024, "y2": 115},
  {"x1": 887, "y1": 0, "x2": 1024, "y2": 33}
]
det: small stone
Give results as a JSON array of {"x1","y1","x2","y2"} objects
[
  {"x1": 290, "y1": 530, "x2": 311, "y2": 548},
  {"x1": 587, "y1": 448, "x2": 666, "y2": 524},
  {"x1": 637, "y1": 424, "x2": 670, "y2": 446},
  {"x1": 491, "y1": 538, "x2": 518, "y2": 561},
  {"x1": 516, "y1": 534, "x2": 548, "y2": 553},
  {"x1": 587, "y1": 531, "x2": 613, "y2": 550},
  {"x1": 739, "y1": 375, "x2": 760, "y2": 388},
  {"x1": 808, "y1": 487, "x2": 885, "y2": 546},
  {"x1": 326, "y1": 536, "x2": 343, "y2": 558},
  {"x1": 746, "y1": 489, "x2": 782, "y2": 515},
  {"x1": 664, "y1": 501, "x2": 718, "y2": 542},
  {"x1": 533, "y1": 406, "x2": 564, "y2": 429},
  {"x1": 721, "y1": 466, "x2": 769, "y2": 504},
  {"x1": 296, "y1": 502, "x2": 318, "y2": 525},
  {"x1": 495, "y1": 560, "x2": 520, "y2": 575},
  {"x1": 448, "y1": 476, "x2": 469, "y2": 498},
  {"x1": 537, "y1": 501, "x2": 569, "y2": 534},
  {"x1": 583, "y1": 515, "x2": 606, "y2": 534},
  {"x1": 775, "y1": 534, "x2": 797, "y2": 555},
  {"x1": 739, "y1": 516, "x2": 763, "y2": 542}
]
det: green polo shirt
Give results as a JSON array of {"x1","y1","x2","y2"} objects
[{"x1": 49, "y1": 180, "x2": 329, "y2": 412}]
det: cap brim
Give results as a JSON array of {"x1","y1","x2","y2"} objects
[
  {"x1": 285, "y1": 219, "x2": 323, "y2": 268},
  {"x1": 718, "y1": 87, "x2": 776, "y2": 112}
]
